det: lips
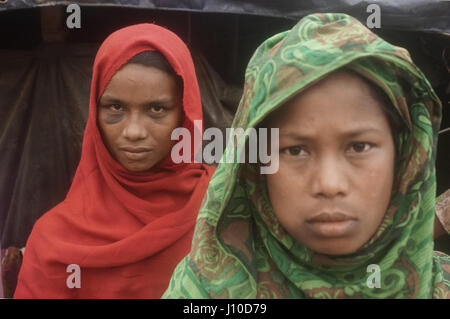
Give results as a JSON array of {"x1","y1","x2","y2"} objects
[
  {"x1": 119, "y1": 146, "x2": 153, "y2": 161},
  {"x1": 308, "y1": 212, "x2": 355, "y2": 223},
  {"x1": 306, "y1": 212, "x2": 358, "y2": 237}
]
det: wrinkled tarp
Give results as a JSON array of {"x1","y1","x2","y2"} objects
[
  {"x1": 1, "y1": 0, "x2": 449, "y2": 33},
  {"x1": 0, "y1": 44, "x2": 94, "y2": 248},
  {"x1": 0, "y1": 43, "x2": 241, "y2": 248}
]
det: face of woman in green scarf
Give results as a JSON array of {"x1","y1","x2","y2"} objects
[{"x1": 266, "y1": 70, "x2": 395, "y2": 256}]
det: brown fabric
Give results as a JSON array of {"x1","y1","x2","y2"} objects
[{"x1": 1, "y1": 247, "x2": 23, "y2": 298}]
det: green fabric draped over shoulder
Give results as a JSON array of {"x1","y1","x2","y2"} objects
[{"x1": 163, "y1": 13, "x2": 450, "y2": 298}]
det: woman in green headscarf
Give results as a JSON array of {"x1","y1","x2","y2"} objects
[{"x1": 163, "y1": 13, "x2": 450, "y2": 298}]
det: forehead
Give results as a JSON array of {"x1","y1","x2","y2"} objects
[
  {"x1": 268, "y1": 70, "x2": 390, "y2": 131},
  {"x1": 101, "y1": 63, "x2": 180, "y2": 99}
]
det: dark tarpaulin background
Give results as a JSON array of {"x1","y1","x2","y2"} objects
[
  {"x1": 1, "y1": 0, "x2": 449, "y2": 33},
  {"x1": 0, "y1": 44, "x2": 95, "y2": 249},
  {"x1": 0, "y1": 3, "x2": 449, "y2": 252}
]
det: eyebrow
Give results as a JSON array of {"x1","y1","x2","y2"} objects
[
  {"x1": 99, "y1": 95, "x2": 175, "y2": 106},
  {"x1": 279, "y1": 127, "x2": 383, "y2": 140},
  {"x1": 99, "y1": 96, "x2": 122, "y2": 104}
]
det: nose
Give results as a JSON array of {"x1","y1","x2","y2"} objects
[
  {"x1": 311, "y1": 155, "x2": 348, "y2": 199},
  {"x1": 123, "y1": 112, "x2": 148, "y2": 141}
]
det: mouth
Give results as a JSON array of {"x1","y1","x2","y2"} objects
[
  {"x1": 306, "y1": 212, "x2": 358, "y2": 237},
  {"x1": 119, "y1": 146, "x2": 153, "y2": 161}
]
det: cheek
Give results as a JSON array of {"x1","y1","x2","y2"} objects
[
  {"x1": 266, "y1": 168, "x2": 307, "y2": 221},
  {"x1": 267, "y1": 166, "x2": 292, "y2": 203},
  {"x1": 356, "y1": 151, "x2": 395, "y2": 222},
  {"x1": 156, "y1": 109, "x2": 184, "y2": 136},
  {"x1": 98, "y1": 116, "x2": 122, "y2": 150},
  {"x1": 147, "y1": 117, "x2": 182, "y2": 155},
  {"x1": 151, "y1": 121, "x2": 179, "y2": 143}
]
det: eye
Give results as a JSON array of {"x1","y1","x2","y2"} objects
[
  {"x1": 149, "y1": 105, "x2": 167, "y2": 114},
  {"x1": 348, "y1": 142, "x2": 372, "y2": 153},
  {"x1": 109, "y1": 104, "x2": 123, "y2": 112},
  {"x1": 282, "y1": 145, "x2": 309, "y2": 157}
]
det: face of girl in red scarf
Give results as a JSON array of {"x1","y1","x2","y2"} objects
[
  {"x1": 266, "y1": 70, "x2": 396, "y2": 256},
  {"x1": 98, "y1": 63, "x2": 183, "y2": 172}
]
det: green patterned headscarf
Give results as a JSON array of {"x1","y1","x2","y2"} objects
[{"x1": 163, "y1": 13, "x2": 450, "y2": 298}]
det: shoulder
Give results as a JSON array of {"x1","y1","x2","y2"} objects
[
  {"x1": 162, "y1": 256, "x2": 211, "y2": 299},
  {"x1": 22, "y1": 196, "x2": 82, "y2": 263}
]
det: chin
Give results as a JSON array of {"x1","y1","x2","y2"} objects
[
  {"x1": 308, "y1": 240, "x2": 361, "y2": 256},
  {"x1": 126, "y1": 167, "x2": 146, "y2": 172},
  {"x1": 122, "y1": 163, "x2": 154, "y2": 172}
]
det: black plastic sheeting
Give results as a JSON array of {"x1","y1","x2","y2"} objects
[
  {"x1": 0, "y1": 44, "x2": 94, "y2": 248},
  {"x1": 1, "y1": 0, "x2": 449, "y2": 33},
  {"x1": 0, "y1": 44, "x2": 241, "y2": 248}
]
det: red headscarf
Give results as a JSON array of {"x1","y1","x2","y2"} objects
[{"x1": 14, "y1": 24, "x2": 215, "y2": 298}]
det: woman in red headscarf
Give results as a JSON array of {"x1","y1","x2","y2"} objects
[{"x1": 14, "y1": 24, "x2": 215, "y2": 298}]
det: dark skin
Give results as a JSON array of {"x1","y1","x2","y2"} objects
[
  {"x1": 265, "y1": 70, "x2": 396, "y2": 255},
  {"x1": 98, "y1": 63, "x2": 184, "y2": 172}
]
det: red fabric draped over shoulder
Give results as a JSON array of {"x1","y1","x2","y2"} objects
[{"x1": 14, "y1": 24, "x2": 215, "y2": 298}]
